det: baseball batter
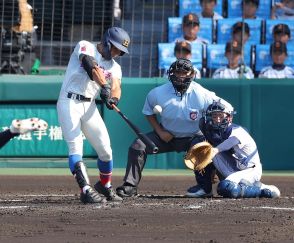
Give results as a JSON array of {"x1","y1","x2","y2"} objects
[
  {"x1": 0, "y1": 118, "x2": 48, "y2": 149},
  {"x1": 116, "y1": 58, "x2": 233, "y2": 198},
  {"x1": 56, "y1": 27, "x2": 130, "y2": 204},
  {"x1": 189, "y1": 100, "x2": 280, "y2": 198}
]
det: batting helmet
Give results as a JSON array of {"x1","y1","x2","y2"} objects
[
  {"x1": 102, "y1": 27, "x2": 130, "y2": 60},
  {"x1": 167, "y1": 58, "x2": 194, "y2": 97}
]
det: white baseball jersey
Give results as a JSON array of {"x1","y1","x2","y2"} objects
[
  {"x1": 212, "y1": 66, "x2": 254, "y2": 79},
  {"x1": 199, "y1": 11, "x2": 223, "y2": 21},
  {"x1": 57, "y1": 40, "x2": 121, "y2": 160},
  {"x1": 258, "y1": 65, "x2": 294, "y2": 79},
  {"x1": 212, "y1": 124, "x2": 262, "y2": 184},
  {"x1": 58, "y1": 40, "x2": 122, "y2": 100},
  {"x1": 142, "y1": 81, "x2": 233, "y2": 138},
  {"x1": 176, "y1": 36, "x2": 209, "y2": 45}
]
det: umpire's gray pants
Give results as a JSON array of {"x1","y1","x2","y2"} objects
[{"x1": 123, "y1": 131, "x2": 205, "y2": 186}]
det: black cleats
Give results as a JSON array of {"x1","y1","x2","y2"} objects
[
  {"x1": 116, "y1": 183, "x2": 138, "y2": 198},
  {"x1": 94, "y1": 181, "x2": 123, "y2": 201},
  {"x1": 80, "y1": 187, "x2": 106, "y2": 204}
]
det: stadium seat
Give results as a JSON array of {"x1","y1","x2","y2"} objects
[
  {"x1": 227, "y1": 0, "x2": 272, "y2": 19},
  {"x1": 216, "y1": 18, "x2": 263, "y2": 45},
  {"x1": 178, "y1": 0, "x2": 223, "y2": 17},
  {"x1": 255, "y1": 44, "x2": 294, "y2": 73},
  {"x1": 157, "y1": 42, "x2": 203, "y2": 71},
  {"x1": 206, "y1": 43, "x2": 252, "y2": 77},
  {"x1": 168, "y1": 17, "x2": 213, "y2": 43},
  {"x1": 265, "y1": 19, "x2": 294, "y2": 44}
]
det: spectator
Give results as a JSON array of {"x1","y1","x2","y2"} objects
[
  {"x1": 212, "y1": 41, "x2": 254, "y2": 79},
  {"x1": 271, "y1": 0, "x2": 294, "y2": 20},
  {"x1": 171, "y1": 41, "x2": 201, "y2": 79},
  {"x1": 259, "y1": 41, "x2": 294, "y2": 78},
  {"x1": 242, "y1": 0, "x2": 260, "y2": 19},
  {"x1": 199, "y1": 0, "x2": 223, "y2": 21},
  {"x1": 231, "y1": 21, "x2": 250, "y2": 45},
  {"x1": 176, "y1": 13, "x2": 209, "y2": 45},
  {"x1": 272, "y1": 23, "x2": 291, "y2": 43}
]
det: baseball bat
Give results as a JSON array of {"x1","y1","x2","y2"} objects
[{"x1": 112, "y1": 104, "x2": 159, "y2": 154}]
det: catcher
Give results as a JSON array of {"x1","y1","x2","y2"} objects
[{"x1": 185, "y1": 100, "x2": 280, "y2": 198}]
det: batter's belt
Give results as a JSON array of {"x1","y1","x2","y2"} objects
[{"x1": 67, "y1": 92, "x2": 91, "y2": 102}]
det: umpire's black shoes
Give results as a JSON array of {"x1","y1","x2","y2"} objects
[
  {"x1": 80, "y1": 187, "x2": 106, "y2": 204},
  {"x1": 94, "y1": 181, "x2": 123, "y2": 201},
  {"x1": 116, "y1": 183, "x2": 138, "y2": 198}
]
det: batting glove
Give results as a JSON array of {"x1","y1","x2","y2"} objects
[
  {"x1": 105, "y1": 97, "x2": 119, "y2": 110},
  {"x1": 100, "y1": 84, "x2": 111, "y2": 103}
]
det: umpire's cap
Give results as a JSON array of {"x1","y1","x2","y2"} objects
[
  {"x1": 270, "y1": 41, "x2": 287, "y2": 55},
  {"x1": 105, "y1": 27, "x2": 130, "y2": 55},
  {"x1": 273, "y1": 24, "x2": 291, "y2": 38}
]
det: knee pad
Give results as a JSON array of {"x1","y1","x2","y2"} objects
[
  {"x1": 238, "y1": 181, "x2": 261, "y2": 198},
  {"x1": 217, "y1": 180, "x2": 240, "y2": 198}
]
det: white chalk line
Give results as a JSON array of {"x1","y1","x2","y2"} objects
[
  {"x1": 184, "y1": 199, "x2": 224, "y2": 209},
  {"x1": 0, "y1": 194, "x2": 76, "y2": 201},
  {"x1": 243, "y1": 206, "x2": 294, "y2": 211},
  {"x1": 0, "y1": 206, "x2": 30, "y2": 209}
]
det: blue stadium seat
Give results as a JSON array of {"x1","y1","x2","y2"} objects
[
  {"x1": 178, "y1": 0, "x2": 223, "y2": 17},
  {"x1": 206, "y1": 43, "x2": 252, "y2": 75},
  {"x1": 227, "y1": 0, "x2": 272, "y2": 19},
  {"x1": 168, "y1": 17, "x2": 213, "y2": 43},
  {"x1": 255, "y1": 44, "x2": 294, "y2": 72},
  {"x1": 216, "y1": 18, "x2": 263, "y2": 45},
  {"x1": 265, "y1": 19, "x2": 294, "y2": 44},
  {"x1": 158, "y1": 42, "x2": 203, "y2": 70}
]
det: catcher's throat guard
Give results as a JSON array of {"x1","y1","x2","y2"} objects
[{"x1": 184, "y1": 141, "x2": 213, "y2": 171}]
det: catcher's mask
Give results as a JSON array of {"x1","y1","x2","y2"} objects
[
  {"x1": 167, "y1": 58, "x2": 195, "y2": 98},
  {"x1": 102, "y1": 27, "x2": 130, "y2": 60},
  {"x1": 205, "y1": 100, "x2": 234, "y2": 130}
]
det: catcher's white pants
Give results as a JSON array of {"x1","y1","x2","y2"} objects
[
  {"x1": 57, "y1": 97, "x2": 112, "y2": 161},
  {"x1": 213, "y1": 153, "x2": 262, "y2": 184}
]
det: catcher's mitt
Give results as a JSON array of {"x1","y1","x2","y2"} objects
[{"x1": 184, "y1": 141, "x2": 213, "y2": 171}]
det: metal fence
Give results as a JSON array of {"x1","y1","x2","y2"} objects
[{"x1": 1, "y1": 0, "x2": 178, "y2": 77}]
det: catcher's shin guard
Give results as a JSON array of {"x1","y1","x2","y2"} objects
[
  {"x1": 73, "y1": 161, "x2": 90, "y2": 189},
  {"x1": 217, "y1": 180, "x2": 261, "y2": 198},
  {"x1": 194, "y1": 163, "x2": 214, "y2": 193}
]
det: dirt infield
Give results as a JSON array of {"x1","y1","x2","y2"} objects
[{"x1": 0, "y1": 175, "x2": 293, "y2": 243}]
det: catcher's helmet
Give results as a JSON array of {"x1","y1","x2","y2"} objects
[
  {"x1": 167, "y1": 58, "x2": 195, "y2": 97},
  {"x1": 205, "y1": 100, "x2": 234, "y2": 129},
  {"x1": 102, "y1": 27, "x2": 130, "y2": 60}
]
